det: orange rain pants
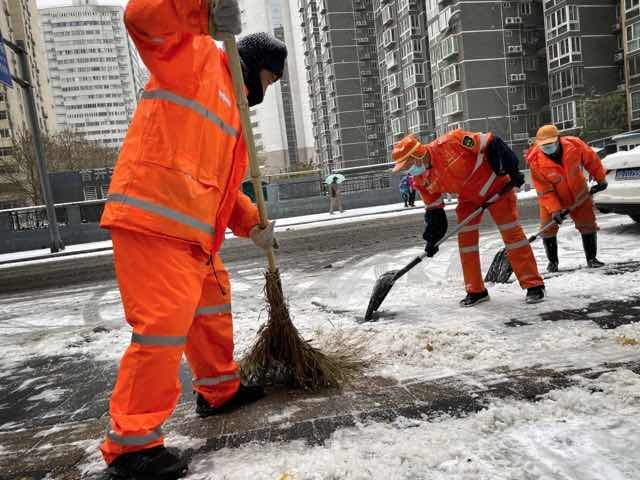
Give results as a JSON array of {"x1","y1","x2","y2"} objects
[
  {"x1": 100, "y1": 228, "x2": 240, "y2": 464},
  {"x1": 457, "y1": 189, "x2": 544, "y2": 294},
  {"x1": 539, "y1": 196, "x2": 598, "y2": 239}
]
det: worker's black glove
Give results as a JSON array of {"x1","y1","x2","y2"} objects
[
  {"x1": 423, "y1": 208, "x2": 448, "y2": 257},
  {"x1": 510, "y1": 170, "x2": 526, "y2": 188},
  {"x1": 551, "y1": 211, "x2": 565, "y2": 225},
  {"x1": 590, "y1": 181, "x2": 608, "y2": 196}
]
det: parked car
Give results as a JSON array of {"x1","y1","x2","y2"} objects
[{"x1": 594, "y1": 147, "x2": 640, "y2": 223}]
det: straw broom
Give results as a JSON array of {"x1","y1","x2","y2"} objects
[{"x1": 221, "y1": 34, "x2": 362, "y2": 389}]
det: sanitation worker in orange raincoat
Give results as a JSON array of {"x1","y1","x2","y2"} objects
[
  {"x1": 98, "y1": 0, "x2": 287, "y2": 477},
  {"x1": 527, "y1": 124, "x2": 608, "y2": 273},
  {"x1": 392, "y1": 131, "x2": 546, "y2": 306}
]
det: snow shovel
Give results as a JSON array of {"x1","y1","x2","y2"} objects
[
  {"x1": 484, "y1": 189, "x2": 594, "y2": 284},
  {"x1": 363, "y1": 181, "x2": 515, "y2": 321}
]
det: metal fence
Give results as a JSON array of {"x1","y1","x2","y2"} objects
[
  {"x1": 276, "y1": 172, "x2": 392, "y2": 200},
  {"x1": 8, "y1": 207, "x2": 69, "y2": 231}
]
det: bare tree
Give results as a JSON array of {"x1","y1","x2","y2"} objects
[{"x1": 0, "y1": 129, "x2": 119, "y2": 205}]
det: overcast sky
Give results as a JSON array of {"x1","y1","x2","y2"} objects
[{"x1": 36, "y1": 0, "x2": 127, "y2": 8}]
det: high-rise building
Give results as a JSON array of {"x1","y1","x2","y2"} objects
[
  {"x1": 622, "y1": 0, "x2": 640, "y2": 129},
  {"x1": 39, "y1": 0, "x2": 142, "y2": 147},
  {"x1": 300, "y1": 0, "x2": 387, "y2": 172},
  {"x1": 374, "y1": 0, "x2": 435, "y2": 153},
  {"x1": 0, "y1": 0, "x2": 56, "y2": 208},
  {"x1": 238, "y1": 0, "x2": 314, "y2": 174},
  {"x1": 543, "y1": 0, "x2": 619, "y2": 133},
  {"x1": 426, "y1": 0, "x2": 549, "y2": 163}
]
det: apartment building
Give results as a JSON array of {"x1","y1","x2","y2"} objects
[
  {"x1": 622, "y1": 0, "x2": 640, "y2": 128},
  {"x1": 0, "y1": 0, "x2": 55, "y2": 208},
  {"x1": 39, "y1": 0, "x2": 141, "y2": 147},
  {"x1": 374, "y1": 0, "x2": 435, "y2": 153},
  {"x1": 300, "y1": 0, "x2": 387, "y2": 172},
  {"x1": 426, "y1": 0, "x2": 549, "y2": 162},
  {"x1": 543, "y1": 0, "x2": 619, "y2": 133}
]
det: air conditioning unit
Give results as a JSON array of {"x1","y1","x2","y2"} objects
[
  {"x1": 512, "y1": 17, "x2": 523, "y2": 24},
  {"x1": 518, "y1": 73, "x2": 527, "y2": 81},
  {"x1": 364, "y1": 102, "x2": 375, "y2": 108},
  {"x1": 512, "y1": 104, "x2": 527, "y2": 112},
  {"x1": 507, "y1": 45, "x2": 523, "y2": 54}
]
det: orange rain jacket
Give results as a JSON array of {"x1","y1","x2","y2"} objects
[
  {"x1": 100, "y1": 0, "x2": 259, "y2": 253},
  {"x1": 413, "y1": 129, "x2": 500, "y2": 207},
  {"x1": 527, "y1": 136, "x2": 606, "y2": 214}
]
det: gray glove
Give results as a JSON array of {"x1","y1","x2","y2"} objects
[
  {"x1": 249, "y1": 221, "x2": 279, "y2": 251},
  {"x1": 209, "y1": 0, "x2": 241, "y2": 40}
]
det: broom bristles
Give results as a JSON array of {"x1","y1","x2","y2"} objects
[
  {"x1": 241, "y1": 270, "x2": 368, "y2": 390},
  {"x1": 484, "y1": 248, "x2": 514, "y2": 283}
]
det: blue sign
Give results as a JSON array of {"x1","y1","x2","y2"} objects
[{"x1": 0, "y1": 34, "x2": 13, "y2": 88}]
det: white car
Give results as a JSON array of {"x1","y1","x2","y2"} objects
[{"x1": 594, "y1": 147, "x2": 640, "y2": 223}]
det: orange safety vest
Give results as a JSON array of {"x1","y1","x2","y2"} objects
[
  {"x1": 527, "y1": 136, "x2": 606, "y2": 214},
  {"x1": 414, "y1": 129, "x2": 499, "y2": 208},
  {"x1": 100, "y1": 0, "x2": 259, "y2": 254}
]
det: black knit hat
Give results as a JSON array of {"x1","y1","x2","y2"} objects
[{"x1": 237, "y1": 32, "x2": 288, "y2": 78}]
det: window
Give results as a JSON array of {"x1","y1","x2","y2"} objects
[
  {"x1": 403, "y1": 62, "x2": 424, "y2": 86},
  {"x1": 546, "y1": 5, "x2": 579, "y2": 40},
  {"x1": 626, "y1": 0, "x2": 639, "y2": 13},
  {"x1": 439, "y1": 64, "x2": 460, "y2": 87},
  {"x1": 547, "y1": 36, "x2": 581, "y2": 70},
  {"x1": 383, "y1": 28, "x2": 396, "y2": 47},
  {"x1": 520, "y1": 2, "x2": 533, "y2": 15},
  {"x1": 628, "y1": 21, "x2": 640, "y2": 53},
  {"x1": 444, "y1": 92, "x2": 462, "y2": 116},
  {"x1": 391, "y1": 117, "x2": 403, "y2": 135},
  {"x1": 550, "y1": 67, "x2": 583, "y2": 94},
  {"x1": 552, "y1": 100, "x2": 577, "y2": 130},
  {"x1": 632, "y1": 91, "x2": 640, "y2": 120}
]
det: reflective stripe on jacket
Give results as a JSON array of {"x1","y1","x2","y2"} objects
[
  {"x1": 100, "y1": 0, "x2": 259, "y2": 254},
  {"x1": 414, "y1": 129, "x2": 499, "y2": 208}
]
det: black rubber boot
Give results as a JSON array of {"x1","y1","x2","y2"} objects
[
  {"x1": 459, "y1": 290, "x2": 490, "y2": 307},
  {"x1": 196, "y1": 384, "x2": 265, "y2": 418},
  {"x1": 543, "y1": 237, "x2": 559, "y2": 273},
  {"x1": 582, "y1": 233, "x2": 604, "y2": 268},
  {"x1": 526, "y1": 286, "x2": 546, "y2": 304},
  {"x1": 107, "y1": 446, "x2": 188, "y2": 480}
]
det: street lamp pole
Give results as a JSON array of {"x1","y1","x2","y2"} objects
[{"x1": 3, "y1": 38, "x2": 63, "y2": 253}]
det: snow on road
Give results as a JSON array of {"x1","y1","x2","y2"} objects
[{"x1": 1, "y1": 212, "x2": 640, "y2": 478}]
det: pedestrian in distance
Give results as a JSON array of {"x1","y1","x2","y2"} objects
[
  {"x1": 329, "y1": 176, "x2": 344, "y2": 214},
  {"x1": 392, "y1": 130, "x2": 547, "y2": 307},
  {"x1": 399, "y1": 174, "x2": 411, "y2": 207},
  {"x1": 527, "y1": 124, "x2": 609, "y2": 273},
  {"x1": 98, "y1": 0, "x2": 286, "y2": 478},
  {"x1": 407, "y1": 173, "x2": 417, "y2": 207}
]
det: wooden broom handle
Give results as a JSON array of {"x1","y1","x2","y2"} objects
[{"x1": 221, "y1": 33, "x2": 278, "y2": 273}]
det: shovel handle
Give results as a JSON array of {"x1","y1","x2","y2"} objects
[
  {"x1": 427, "y1": 180, "x2": 515, "y2": 254},
  {"x1": 395, "y1": 180, "x2": 516, "y2": 279}
]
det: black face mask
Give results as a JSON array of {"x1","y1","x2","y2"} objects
[{"x1": 246, "y1": 70, "x2": 264, "y2": 108}]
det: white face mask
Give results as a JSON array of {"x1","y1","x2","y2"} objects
[{"x1": 540, "y1": 141, "x2": 559, "y2": 155}]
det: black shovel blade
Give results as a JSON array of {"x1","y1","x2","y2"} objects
[
  {"x1": 363, "y1": 270, "x2": 399, "y2": 321},
  {"x1": 484, "y1": 248, "x2": 514, "y2": 283}
]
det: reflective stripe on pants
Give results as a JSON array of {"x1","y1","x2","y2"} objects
[
  {"x1": 101, "y1": 229, "x2": 239, "y2": 465},
  {"x1": 457, "y1": 190, "x2": 543, "y2": 293}
]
